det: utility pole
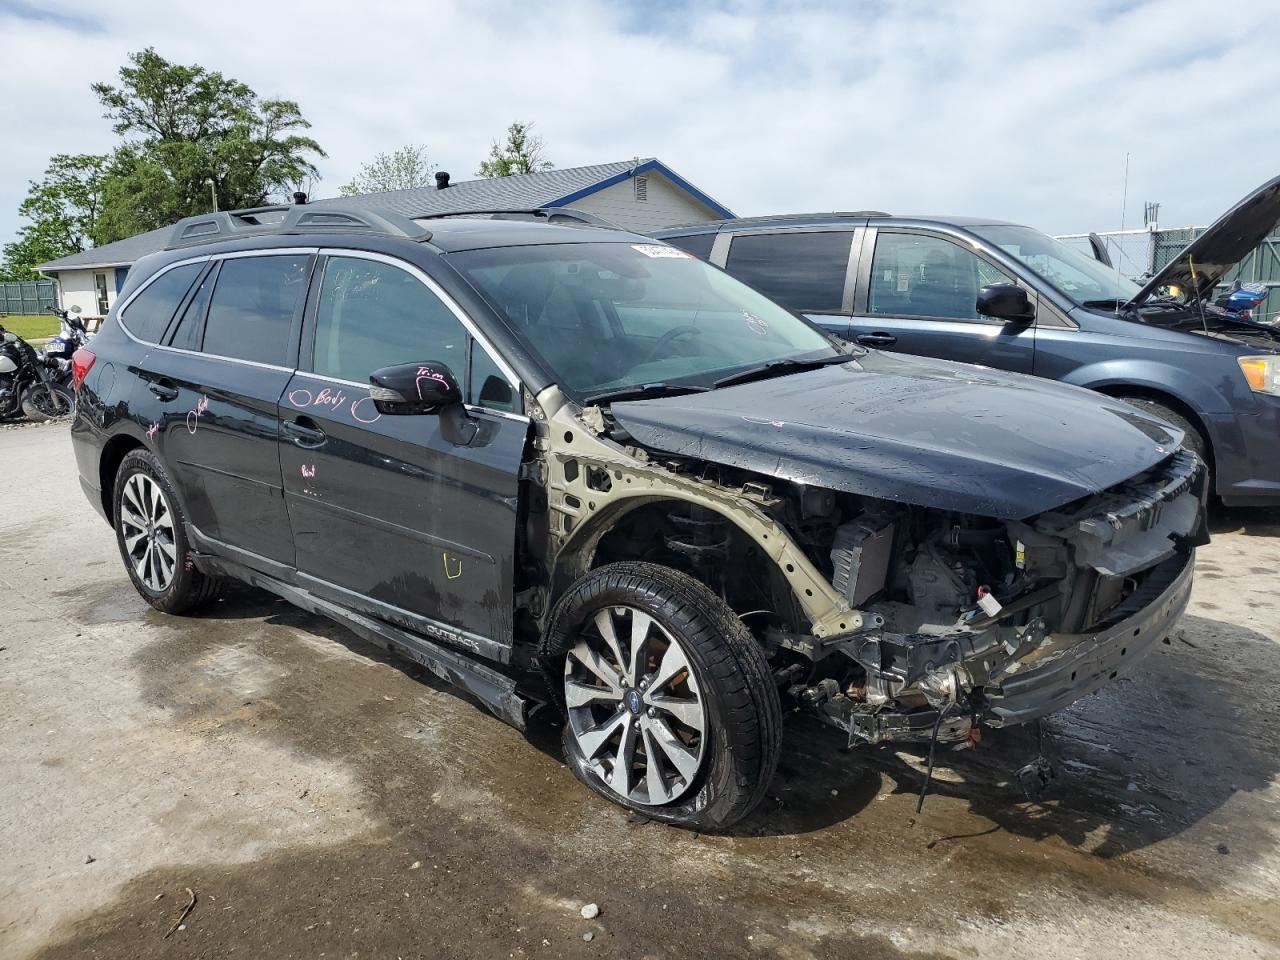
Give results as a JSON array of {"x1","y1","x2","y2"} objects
[{"x1": 205, "y1": 177, "x2": 217, "y2": 212}]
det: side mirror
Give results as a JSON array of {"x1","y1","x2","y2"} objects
[
  {"x1": 369, "y1": 361, "x2": 462, "y2": 415},
  {"x1": 976, "y1": 283, "x2": 1035, "y2": 324}
]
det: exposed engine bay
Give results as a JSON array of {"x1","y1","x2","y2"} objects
[{"x1": 526, "y1": 385, "x2": 1209, "y2": 749}]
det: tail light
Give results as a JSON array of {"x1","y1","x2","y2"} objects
[{"x1": 71, "y1": 347, "x2": 96, "y2": 392}]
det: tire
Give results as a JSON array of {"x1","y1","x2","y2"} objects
[
  {"x1": 1118, "y1": 396, "x2": 1210, "y2": 465},
  {"x1": 20, "y1": 382, "x2": 73, "y2": 422},
  {"x1": 113, "y1": 449, "x2": 222, "y2": 614},
  {"x1": 544, "y1": 561, "x2": 782, "y2": 831}
]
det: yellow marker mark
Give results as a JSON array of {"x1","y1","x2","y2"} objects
[{"x1": 443, "y1": 553, "x2": 463, "y2": 580}]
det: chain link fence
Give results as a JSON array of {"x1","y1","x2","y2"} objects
[{"x1": 0, "y1": 280, "x2": 57, "y2": 316}]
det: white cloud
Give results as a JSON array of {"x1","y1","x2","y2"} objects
[{"x1": 2, "y1": 0, "x2": 1278, "y2": 252}]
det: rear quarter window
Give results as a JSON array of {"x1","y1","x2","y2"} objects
[
  {"x1": 724, "y1": 231, "x2": 852, "y2": 313},
  {"x1": 662, "y1": 233, "x2": 716, "y2": 260},
  {"x1": 119, "y1": 262, "x2": 204, "y2": 343}
]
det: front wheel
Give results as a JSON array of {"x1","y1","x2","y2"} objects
[
  {"x1": 20, "y1": 382, "x2": 73, "y2": 421},
  {"x1": 545, "y1": 562, "x2": 782, "y2": 831}
]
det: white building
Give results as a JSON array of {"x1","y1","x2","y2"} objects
[{"x1": 37, "y1": 159, "x2": 733, "y2": 326}]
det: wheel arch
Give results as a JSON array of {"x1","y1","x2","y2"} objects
[
  {"x1": 1091, "y1": 383, "x2": 1215, "y2": 472},
  {"x1": 99, "y1": 432, "x2": 147, "y2": 524}
]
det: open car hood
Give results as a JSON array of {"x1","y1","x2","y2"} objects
[
  {"x1": 609, "y1": 352, "x2": 1181, "y2": 521},
  {"x1": 1125, "y1": 174, "x2": 1280, "y2": 308}
]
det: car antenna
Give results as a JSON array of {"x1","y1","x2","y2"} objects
[{"x1": 1114, "y1": 152, "x2": 1129, "y2": 317}]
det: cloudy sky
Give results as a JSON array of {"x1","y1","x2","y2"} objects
[{"x1": 2, "y1": 0, "x2": 1279, "y2": 249}]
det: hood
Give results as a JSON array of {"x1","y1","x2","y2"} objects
[
  {"x1": 610, "y1": 352, "x2": 1181, "y2": 520},
  {"x1": 1126, "y1": 174, "x2": 1280, "y2": 308}
]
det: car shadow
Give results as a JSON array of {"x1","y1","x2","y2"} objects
[{"x1": 1209, "y1": 501, "x2": 1280, "y2": 536}]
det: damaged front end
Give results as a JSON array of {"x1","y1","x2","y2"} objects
[
  {"x1": 527, "y1": 385, "x2": 1208, "y2": 753},
  {"x1": 776, "y1": 449, "x2": 1207, "y2": 746}
]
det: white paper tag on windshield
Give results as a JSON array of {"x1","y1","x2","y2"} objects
[{"x1": 631, "y1": 244, "x2": 693, "y2": 259}]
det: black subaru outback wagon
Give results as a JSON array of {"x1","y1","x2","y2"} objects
[{"x1": 70, "y1": 203, "x2": 1208, "y2": 829}]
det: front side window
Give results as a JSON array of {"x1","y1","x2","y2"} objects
[
  {"x1": 868, "y1": 233, "x2": 1014, "y2": 320},
  {"x1": 310, "y1": 256, "x2": 469, "y2": 385},
  {"x1": 119, "y1": 262, "x2": 204, "y2": 343},
  {"x1": 450, "y1": 241, "x2": 839, "y2": 398},
  {"x1": 968, "y1": 223, "x2": 1142, "y2": 305},
  {"x1": 203, "y1": 255, "x2": 310, "y2": 365},
  {"x1": 724, "y1": 231, "x2": 852, "y2": 313}
]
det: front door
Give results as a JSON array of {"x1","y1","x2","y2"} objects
[
  {"x1": 850, "y1": 229, "x2": 1036, "y2": 373},
  {"x1": 279, "y1": 252, "x2": 528, "y2": 654}
]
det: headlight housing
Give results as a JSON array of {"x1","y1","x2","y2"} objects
[{"x1": 1237, "y1": 355, "x2": 1280, "y2": 395}]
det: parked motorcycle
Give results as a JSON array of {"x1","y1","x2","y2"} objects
[
  {"x1": 1214, "y1": 280, "x2": 1271, "y2": 322},
  {"x1": 0, "y1": 319, "x2": 75, "y2": 422},
  {"x1": 41, "y1": 305, "x2": 90, "y2": 394}
]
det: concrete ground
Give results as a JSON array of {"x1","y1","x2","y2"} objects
[{"x1": 1, "y1": 421, "x2": 1278, "y2": 960}]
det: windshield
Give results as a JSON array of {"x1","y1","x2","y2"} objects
[
  {"x1": 449, "y1": 241, "x2": 840, "y2": 398},
  {"x1": 969, "y1": 224, "x2": 1143, "y2": 305}
]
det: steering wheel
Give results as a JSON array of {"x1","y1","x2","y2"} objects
[{"x1": 644, "y1": 325, "x2": 702, "y2": 363}]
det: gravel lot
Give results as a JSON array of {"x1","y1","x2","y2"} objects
[{"x1": 2, "y1": 421, "x2": 1278, "y2": 960}]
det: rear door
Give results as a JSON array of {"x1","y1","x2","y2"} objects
[
  {"x1": 849, "y1": 228, "x2": 1036, "y2": 372},
  {"x1": 149, "y1": 251, "x2": 313, "y2": 570},
  {"x1": 279, "y1": 251, "x2": 528, "y2": 655},
  {"x1": 719, "y1": 228, "x2": 856, "y2": 338}
]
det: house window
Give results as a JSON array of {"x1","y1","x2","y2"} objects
[
  {"x1": 94, "y1": 273, "x2": 110, "y2": 315},
  {"x1": 633, "y1": 176, "x2": 648, "y2": 202}
]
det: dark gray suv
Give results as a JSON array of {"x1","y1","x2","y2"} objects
[{"x1": 656, "y1": 176, "x2": 1280, "y2": 506}]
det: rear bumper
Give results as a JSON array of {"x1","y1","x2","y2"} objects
[{"x1": 982, "y1": 549, "x2": 1194, "y2": 726}]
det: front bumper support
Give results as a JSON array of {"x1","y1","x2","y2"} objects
[{"x1": 982, "y1": 549, "x2": 1194, "y2": 726}]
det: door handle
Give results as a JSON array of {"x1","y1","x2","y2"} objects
[
  {"x1": 855, "y1": 332, "x2": 898, "y2": 347},
  {"x1": 147, "y1": 380, "x2": 179, "y2": 401},
  {"x1": 283, "y1": 416, "x2": 327, "y2": 448}
]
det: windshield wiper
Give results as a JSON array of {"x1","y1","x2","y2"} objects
[
  {"x1": 713, "y1": 354, "x2": 850, "y2": 389},
  {"x1": 581, "y1": 382, "x2": 712, "y2": 406}
]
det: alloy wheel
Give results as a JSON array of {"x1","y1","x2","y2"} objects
[
  {"x1": 119, "y1": 473, "x2": 178, "y2": 592},
  {"x1": 564, "y1": 605, "x2": 707, "y2": 805}
]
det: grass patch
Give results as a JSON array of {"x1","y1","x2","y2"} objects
[{"x1": 0, "y1": 315, "x2": 59, "y2": 340}]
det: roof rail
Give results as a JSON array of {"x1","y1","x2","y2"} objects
[
  {"x1": 414, "y1": 208, "x2": 620, "y2": 228},
  {"x1": 166, "y1": 204, "x2": 433, "y2": 250}
]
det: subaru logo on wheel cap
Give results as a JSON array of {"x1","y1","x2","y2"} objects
[{"x1": 625, "y1": 689, "x2": 643, "y2": 714}]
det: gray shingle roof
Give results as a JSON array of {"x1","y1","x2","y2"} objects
[
  {"x1": 313, "y1": 159, "x2": 644, "y2": 217},
  {"x1": 35, "y1": 159, "x2": 653, "y2": 274},
  {"x1": 33, "y1": 224, "x2": 173, "y2": 272}
]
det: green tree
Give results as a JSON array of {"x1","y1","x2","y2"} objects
[
  {"x1": 476, "y1": 121, "x2": 553, "y2": 178},
  {"x1": 91, "y1": 48, "x2": 325, "y2": 241},
  {"x1": 340, "y1": 144, "x2": 435, "y2": 196},
  {"x1": 0, "y1": 154, "x2": 108, "y2": 281}
]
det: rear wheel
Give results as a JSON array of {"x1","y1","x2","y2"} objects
[
  {"x1": 20, "y1": 382, "x2": 73, "y2": 421},
  {"x1": 546, "y1": 562, "x2": 781, "y2": 831},
  {"x1": 113, "y1": 449, "x2": 221, "y2": 614}
]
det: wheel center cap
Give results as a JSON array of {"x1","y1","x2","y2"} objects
[{"x1": 624, "y1": 689, "x2": 643, "y2": 715}]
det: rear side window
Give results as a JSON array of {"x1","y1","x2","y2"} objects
[
  {"x1": 119, "y1": 262, "x2": 203, "y2": 343},
  {"x1": 166, "y1": 265, "x2": 214, "y2": 351},
  {"x1": 724, "y1": 231, "x2": 852, "y2": 313},
  {"x1": 203, "y1": 255, "x2": 310, "y2": 365},
  {"x1": 664, "y1": 233, "x2": 716, "y2": 260},
  {"x1": 310, "y1": 256, "x2": 468, "y2": 383}
]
